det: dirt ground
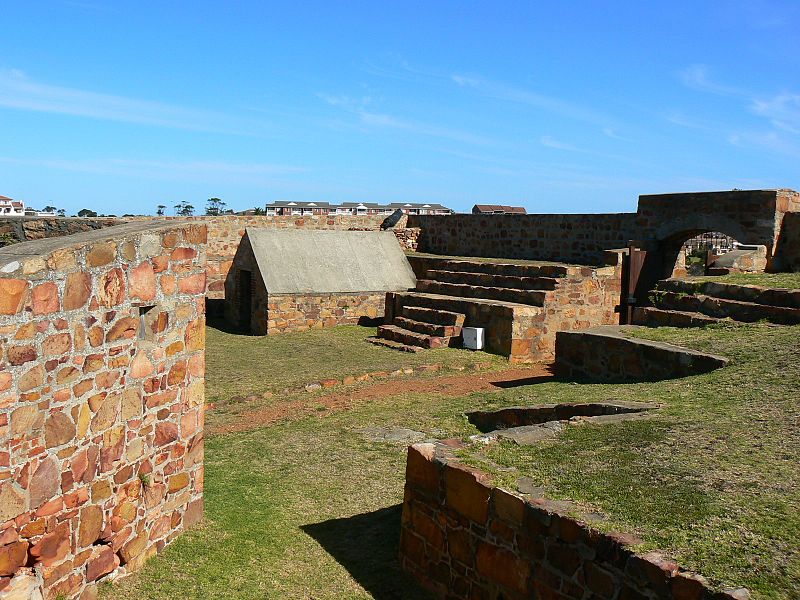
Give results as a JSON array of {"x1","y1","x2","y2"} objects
[{"x1": 211, "y1": 364, "x2": 554, "y2": 435}]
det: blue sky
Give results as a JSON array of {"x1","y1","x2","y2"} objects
[{"x1": 1, "y1": 1, "x2": 799, "y2": 215}]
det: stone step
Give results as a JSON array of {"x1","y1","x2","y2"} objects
[
  {"x1": 424, "y1": 269, "x2": 560, "y2": 291},
  {"x1": 401, "y1": 305, "x2": 466, "y2": 327},
  {"x1": 416, "y1": 280, "x2": 547, "y2": 306},
  {"x1": 656, "y1": 278, "x2": 800, "y2": 309},
  {"x1": 365, "y1": 336, "x2": 424, "y2": 353},
  {"x1": 651, "y1": 291, "x2": 800, "y2": 325},
  {"x1": 377, "y1": 324, "x2": 450, "y2": 349},
  {"x1": 631, "y1": 307, "x2": 725, "y2": 328},
  {"x1": 394, "y1": 316, "x2": 462, "y2": 338}
]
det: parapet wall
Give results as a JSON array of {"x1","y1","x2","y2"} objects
[
  {"x1": 400, "y1": 442, "x2": 747, "y2": 600},
  {"x1": 409, "y1": 212, "x2": 638, "y2": 265},
  {"x1": 0, "y1": 221, "x2": 206, "y2": 599},
  {"x1": 0, "y1": 217, "x2": 118, "y2": 246}
]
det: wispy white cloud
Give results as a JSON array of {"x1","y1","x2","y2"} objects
[
  {"x1": 674, "y1": 65, "x2": 800, "y2": 157},
  {"x1": 751, "y1": 93, "x2": 800, "y2": 133},
  {"x1": 0, "y1": 156, "x2": 305, "y2": 182},
  {"x1": 317, "y1": 92, "x2": 492, "y2": 146},
  {"x1": 540, "y1": 136, "x2": 582, "y2": 152},
  {"x1": 678, "y1": 65, "x2": 742, "y2": 96},
  {"x1": 450, "y1": 73, "x2": 617, "y2": 130},
  {"x1": 0, "y1": 69, "x2": 264, "y2": 136}
]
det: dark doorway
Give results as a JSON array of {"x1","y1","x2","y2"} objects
[{"x1": 238, "y1": 270, "x2": 252, "y2": 332}]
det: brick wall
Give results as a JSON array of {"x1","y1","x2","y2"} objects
[
  {"x1": 400, "y1": 442, "x2": 747, "y2": 600},
  {"x1": 0, "y1": 221, "x2": 206, "y2": 599}
]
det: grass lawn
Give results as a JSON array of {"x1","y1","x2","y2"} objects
[
  {"x1": 205, "y1": 322, "x2": 508, "y2": 402},
  {"x1": 101, "y1": 323, "x2": 799, "y2": 599},
  {"x1": 690, "y1": 272, "x2": 800, "y2": 289}
]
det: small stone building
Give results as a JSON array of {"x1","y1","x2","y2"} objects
[{"x1": 225, "y1": 228, "x2": 416, "y2": 334}]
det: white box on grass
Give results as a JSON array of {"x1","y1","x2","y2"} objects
[{"x1": 462, "y1": 327, "x2": 484, "y2": 350}]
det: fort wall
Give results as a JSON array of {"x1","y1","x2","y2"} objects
[
  {"x1": 0, "y1": 221, "x2": 206, "y2": 599},
  {"x1": 400, "y1": 443, "x2": 747, "y2": 600}
]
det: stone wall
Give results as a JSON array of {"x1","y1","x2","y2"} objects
[
  {"x1": 409, "y1": 212, "x2": 638, "y2": 266},
  {"x1": 400, "y1": 442, "x2": 747, "y2": 600},
  {"x1": 265, "y1": 292, "x2": 385, "y2": 334},
  {"x1": 554, "y1": 327, "x2": 729, "y2": 382},
  {"x1": 0, "y1": 221, "x2": 206, "y2": 599},
  {"x1": 0, "y1": 218, "x2": 118, "y2": 247},
  {"x1": 776, "y1": 211, "x2": 800, "y2": 271}
]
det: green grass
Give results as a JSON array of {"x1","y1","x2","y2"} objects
[
  {"x1": 690, "y1": 272, "x2": 800, "y2": 289},
  {"x1": 205, "y1": 322, "x2": 507, "y2": 402},
  {"x1": 463, "y1": 323, "x2": 799, "y2": 599},
  {"x1": 101, "y1": 323, "x2": 799, "y2": 599}
]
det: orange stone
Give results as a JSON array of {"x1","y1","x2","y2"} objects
[
  {"x1": 0, "y1": 540, "x2": 29, "y2": 576},
  {"x1": 129, "y1": 262, "x2": 156, "y2": 301},
  {"x1": 106, "y1": 317, "x2": 138, "y2": 342},
  {"x1": 0, "y1": 279, "x2": 29, "y2": 315},
  {"x1": 85, "y1": 544, "x2": 119, "y2": 581},
  {"x1": 98, "y1": 267, "x2": 125, "y2": 307},
  {"x1": 178, "y1": 273, "x2": 206, "y2": 295},
  {"x1": 32, "y1": 282, "x2": 59, "y2": 314},
  {"x1": 63, "y1": 272, "x2": 92, "y2": 311},
  {"x1": 43, "y1": 332, "x2": 72, "y2": 356},
  {"x1": 86, "y1": 242, "x2": 116, "y2": 267},
  {"x1": 29, "y1": 521, "x2": 70, "y2": 567}
]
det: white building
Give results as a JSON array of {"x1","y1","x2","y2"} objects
[{"x1": 0, "y1": 195, "x2": 25, "y2": 216}]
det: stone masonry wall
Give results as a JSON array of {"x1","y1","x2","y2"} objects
[
  {"x1": 400, "y1": 442, "x2": 748, "y2": 600},
  {"x1": 265, "y1": 292, "x2": 385, "y2": 334},
  {"x1": 0, "y1": 218, "x2": 118, "y2": 247},
  {"x1": 554, "y1": 327, "x2": 729, "y2": 383},
  {"x1": 0, "y1": 221, "x2": 206, "y2": 599},
  {"x1": 409, "y1": 213, "x2": 638, "y2": 266}
]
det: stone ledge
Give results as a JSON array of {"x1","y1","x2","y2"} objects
[{"x1": 554, "y1": 326, "x2": 729, "y2": 383}]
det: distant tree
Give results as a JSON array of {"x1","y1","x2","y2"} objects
[
  {"x1": 77, "y1": 208, "x2": 98, "y2": 217},
  {"x1": 43, "y1": 205, "x2": 58, "y2": 213},
  {"x1": 156, "y1": 204, "x2": 166, "y2": 216},
  {"x1": 57, "y1": 209, "x2": 66, "y2": 217},
  {"x1": 174, "y1": 201, "x2": 194, "y2": 216},
  {"x1": 205, "y1": 197, "x2": 226, "y2": 216},
  {"x1": 253, "y1": 207, "x2": 264, "y2": 216}
]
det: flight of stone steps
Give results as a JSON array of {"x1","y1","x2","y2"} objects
[
  {"x1": 633, "y1": 278, "x2": 800, "y2": 327},
  {"x1": 367, "y1": 259, "x2": 571, "y2": 353}
]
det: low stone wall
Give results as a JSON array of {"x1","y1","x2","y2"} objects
[
  {"x1": 0, "y1": 222, "x2": 206, "y2": 599},
  {"x1": 409, "y1": 213, "x2": 639, "y2": 266},
  {"x1": 400, "y1": 442, "x2": 748, "y2": 600},
  {"x1": 0, "y1": 217, "x2": 118, "y2": 246},
  {"x1": 775, "y1": 211, "x2": 800, "y2": 271},
  {"x1": 554, "y1": 327, "x2": 728, "y2": 382},
  {"x1": 266, "y1": 292, "x2": 385, "y2": 334}
]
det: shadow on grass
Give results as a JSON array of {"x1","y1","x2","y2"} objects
[
  {"x1": 301, "y1": 504, "x2": 434, "y2": 600},
  {"x1": 491, "y1": 363, "x2": 558, "y2": 388}
]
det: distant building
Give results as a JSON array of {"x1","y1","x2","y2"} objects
[
  {"x1": 264, "y1": 200, "x2": 453, "y2": 217},
  {"x1": 0, "y1": 195, "x2": 25, "y2": 216},
  {"x1": 472, "y1": 204, "x2": 527, "y2": 215}
]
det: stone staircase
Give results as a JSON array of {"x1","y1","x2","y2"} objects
[
  {"x1": 633, "y1": 278, "x2": 800, "y2": 327},
  {"x1": 367, "y1": 257, "x2": 621, "y2": 362}
]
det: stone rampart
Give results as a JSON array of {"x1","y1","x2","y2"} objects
[
  {"x1": 408, "y1": 212, "x2": 638, "y2": 265},
  {"x1": 0, "y1": 221, "x2": 206, "y2": 599},
  {"x1": 400, "y1": 442, "x2": 748, "y2": 600}
]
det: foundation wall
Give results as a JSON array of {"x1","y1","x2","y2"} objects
[
  {"x1": 0, "y1": 222, "x2": 206, "y2": 599},
  {"x1": 265, "y1": 292, "x2": 386, "y2": 334},
  {"x1": 400, "y1": 443, "x2": 746, "y2": 600}
]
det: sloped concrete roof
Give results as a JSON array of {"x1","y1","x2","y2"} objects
[{"x1": 245, "y1": 228, "x2": 416, "y2": 294}]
